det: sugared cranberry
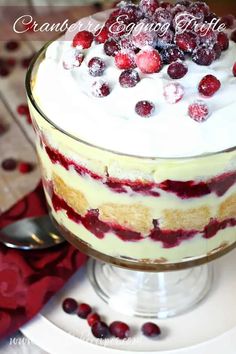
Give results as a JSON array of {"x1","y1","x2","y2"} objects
[
  {"x1": 119, "y1": 69, "x2": 140, "y2": 88},
  {"x1": 198, "y1": 74, "x2": 221, "y2": 97},
  {"x1": 175, "y1": 32, "x2": 197, "y2": 53},
  {"x1": 159, "y1": 1, "x2": 173, "y2": 10},
  {"x1": 233, "y1": 62, "x2": 236, "y2": 77},
  {"x1": 153, "y1": 8, "x2": 172, "y2": 24},
  {"x1": 192, "y1": 46, "x2": 215, "y2": 66},
  {"x1": 88, "y1": 57, "x2": 105, "y2": 77},
  {"x1": 141, "y1": 322, "x2": 161, "y2": 337},
  {"x1": 132, "y1": 30, "x2": 156, "y2": 49},
  {"x1": 92, "y1": 80, "x2": 110, "y2": 97},
  {"x1": 120, "y1": 36, "x2": 137, "y2": 51},
  {"x1": 139, "y1": 0, "x2": 159, "y2": 17},
  {"x1": 115, "y1": 50, "x2": 136, "y2": 69},
  {"x1": 135, "y1": 100, "x2": 155, "y2": 117},
  {"x1": 161, "y1": 46, "x2": 185, "y2": 64},
  {"x1": 0, "y1": 67, "x2": 10, "y2": 77},
  {"x1": 77, "y1": 303, "x2": 92, "y2": 319},
  {"x1": 220, "y1": 14, "x2": 235, "y2": 29},
  {"x1": 1, "y1": 158, "x2": 17, "y2": 171},
  {"x1": 72, "y1": 31, "x2": 93, "y2": 49},
  {"x1": 231, "y1": 30, "x2": 236, "y2": 43},
  {"x1": 87, "y1": 313, "x2": 101, "y2": 327},
  {"x1": 136, "y1": 47, "x2": 162, "y2": 73},
  {"x1": 18, "y1": 162, "x2": 33, "y2": 174},
  {"x1": 104, "y1": 38, "x2": 120, "y2": 56},
  {"x1": 213, "y1": 42, "x2": 222, "y2": 60},
  {"x1": 164, "y1": 82, "x2": 184, "y2": 104},
  {"x1": 109, "y1": 321, "x2": 130, "y2": 339},
  {"x1": 5, "y1": 40, "x2": 19, "y2": 51},
  {"x1": 62, "y1": 298, "x2": 78, "y2": 314},
  {"x1": 95, "y1": 27, "x2": 109, "y2": 44},
  {"x1": 171, "y1": 4, "x2": 186, "y2": 18},
  {"x1": 190, "y1": 1, "x2": 209, "y2": 17},
  {"x1": 188, "y1": 100, "x2": 209, "y2": 122},
  {"x1": 91, "y1": 321, "x2": 110, "y2": 339},
  {"x1": 217, "y1": 32, "x2": 229, "y2": 51},
  {"x1": 205, "y1": 12, "x2": 218, "y2": 23},
  {"x1": 17, "y1": 104, "x2": 29, "y2": 116},
  {"x1": 156, "y1": 30, "x2": 174, "y2": 49},
  {"x1": 167, "y1": 61, "x2": 187, "y2": 79},
  {"x1": 63, "y1": 49, "x2": 84, "y2": 69}
]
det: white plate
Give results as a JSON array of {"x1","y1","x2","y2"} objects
[{"x1": 21, "y1": 250, "x2": 236, "y2": 354}]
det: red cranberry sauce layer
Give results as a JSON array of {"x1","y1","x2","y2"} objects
[
  {"x1": 44, "y1": 143, "x2": 236, "y2": 199},
  {"x1": 51, "y1": 190, "x2": 236, "y2": 248}
]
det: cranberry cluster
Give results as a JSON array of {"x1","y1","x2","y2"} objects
[{"x1": 62, "y1": 297, "x2": 161, "y2": 340}]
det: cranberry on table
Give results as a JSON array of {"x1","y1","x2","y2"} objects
[
  {"x1": 91, "y1": 80, "x2": 110, "y2": 98},
  {"x1": 135, "y1": 101, "x2": 155, "y2": 118},
  {"x1": 94, "y1": 27, "x2": 109, "y2": 44},
  {"x1": 119, "y1": 69, "x2": 140, "y2": 88},
  {"x1": 136, "y1": 48, "x2": 162, "y2": 74},
  {"x1": 87, "y1": 313, "x2": 101, "y2": 327},
  {"x1": 88, "y1": 57, "x2": 106, "y2": 77},
  {"x1": 77, "y1": 303, "x2": 92, "y2": 319},
  {"x1": 5, "y1": 40, "x2": 19, "y2": 51},
  {"x1": 72, "y1": 31, "x2": 93, "y2": 49},
  {"x1": 217, "y1": 32, "x2": 229, "y2": 51},
  {"x1": 1, "y1": 158, "x2": 17, "y2": 171},
  {"x1": 198, "y1": 75, "x2": 221, "y2": 97},
  {"x1": 167, "y1": 62, "x2": 188, "y2": 79},
  {"x1": 233, "y1": 63, "x2": 236, "y2": 77},
  {"x1": 188, "y1": 100, "x2": 209, "y2": 122},
  {"x1": 104, "y1": 38, "x2": 120, "y2": 57},
  {"x1": 141, "y1": 322, "x2": 161, "y2": 338},
  {"x1": 91, "y1": 321, "x2": 110, "y2": 339},
  {"x1": 62, "y1": 298, "x2": 78, "y2": 314},
  {"x1": 114, "y1": 50, "x2": 136, "y2": 70},
  {"x1": 109, "y1": 321, "x2": 130, "y2": 339},
  {"x1": 163, "y1": 82, "x2": 184, "y2": 104},
  {"x1": 18, "y1": 162, "x2": 33, "y2": 174}
]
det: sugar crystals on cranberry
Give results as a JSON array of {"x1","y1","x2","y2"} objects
[
  {"x1": 91, "y1": 80, "x2": 111, "y2": 97},
  {"x1": 161, "y1": 45, "x2": 185, "y2": 64},
  {"x1": 119, "y1": 69, "x2": 140, "y2": 88},
  {"x1": 136, "y1": 47, "x2": 162, "y2": 73},
  {"x1": 114, "y1": 50, "x2": 136, "y2": 70},
  {"x1": 217, "y1": 32, "x2": 229, "y2": 51},
  {"x1": 167, "y1": 61, "x2": 188, "y2": 79},
  {"x1": 135, "y1": 100, "x2": 155, "y2": 117},
  {"x1": 188, "y1": 100, "x2": 209, "y2": 122},
  {"x1": 163, "y1": 82, "x2": 184, "y2": 104},
  {"x1": 72, "y1": 31, "x2": 94, "y2": 49},
  {"x1": 104, "y1": 38, "x2": 120, "y2": 56},
  {"x1": 192, "y1": 46, "x2": 215, "y2": 66},
  {"x1": 198, "y1": 74, "x2": 221, "y2": 97},
  {"x1": 175, "y1": 31, "x2": 197, "y2": 53},
  {"x1": 88, "y1": 57, "x2": 106, "y2": 76}
]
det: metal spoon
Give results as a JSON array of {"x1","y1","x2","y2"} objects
[{"x1": 0, "y1": 215, "x2": 65, "y2": 250}]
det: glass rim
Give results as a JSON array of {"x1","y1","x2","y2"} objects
[{"x1": 25, "y1": 40, "x2": 236, "y2": 161}]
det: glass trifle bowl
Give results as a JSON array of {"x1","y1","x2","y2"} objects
[{"x1": 26, "y1": 3, "x2": 236, "y2": 317}]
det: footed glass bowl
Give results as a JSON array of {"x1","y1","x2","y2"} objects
[{"x1": 26, "y1": 43, "x2": 236, "y2": 317}]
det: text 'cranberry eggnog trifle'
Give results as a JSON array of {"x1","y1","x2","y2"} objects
[{"x1": 27, "y1": 0, "x2": 236, "y2": 270}]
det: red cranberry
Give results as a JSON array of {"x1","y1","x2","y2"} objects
[
  {"x1": 139, "y1": 0, "x2": 159, "y2": 17},
  {"x1": 120, "y1": 36, "x2": 137, "y2": 51},
  {"x1": 190, "y1": 1, "x2": 209, "y2": 17},
  {"x1": 91, "y1": 321, "x2": 110, "y2": 339},
  {"x1": 104, "y1": 38, "x2": 120, "y2": 56},
  {"x1": 156, "y1": 30, "x2": 174, "y2": 49},
  {"x1": 141, "y1": 322, "x2": 161, "y2": 337},
  {"x1": 95, "y1": 27, "x2": 109, "y2": 44},
  {"x1": 167, "y1": 61, "x2": 187, "y2": 79},
  {"x1": 136, "y1": 47, "x2": 162, "y2": 73},
  {"x1": 230, "y1": 30, "x2": 236, "y2": 43},
  {"x1": 135, "y1": 101, "x2": 155, "y2": 117},
  {"x1": 77, "y1": 303, "x2": 92, "y2": 319},
  {"x1": 18, "y1": 162, "x2": 33, "y2": 174},
  {"x1": 161, "y1": 46, "x2": 185, "y2": 64},
  {"x1": 5, "y1": 40, "x2": 19, "y2": 51},
  {"x1": 72, "y1": 31, "x2": 93, "y2": 49},
  {"x1": 0, "y1": 66, "x2": 10, "y2": 77},
  {"x1": 88, "y1": 57, "x2": 105, "y2": 77},
  {"x1": 1, "y1": 158, "x2": 17, "y2": 171},
  {"x1": 217, "y1": 32, "x2": 229, "y2": 51},
  {"x1": 233, "y1": 62, "x2": 236, "y2": 77},
  {"x1": 220, "y1": 14, "x2": 235, "y2": 29},
  {"x1": 205, "y1": 12, "x2": 218, "y2": 23},
  {"x1": 213, "y1": 42, "x2": 222, "y2": 60},
  {"x1": 197, "y1": 26, "x2": 217, "y2": 45},
  {"x1": 175, "y1": 32, "x2": 197, "y2": 53},
  {"x1": 192, "y1": 46, "x2": 215, "y2": 66},
  {"x1": 92, "y1": 80, "x2": 110, "y2": 97},
  {"x1": 62, "y1": 298, "x2": 78, "y2": 314},
  {"x1": 188, "y1": 100, "x2": 209, "y2": 122},
  {"x1": 17, "y1": 104, "x2": 29, "y2": 116},
  {"x1": 198, "y1": 74, "x2": 221, "y2": 97},
  {"x1": 153, "y1": 8, "x2": 172, "y2": 24},
  {"x1": 159, "y1": 1, "x2": 174, "y2": 10},
  {"x1": 119, "y1": 69, "x2": 140, "y2": 88},
  {"x1": 171, "y1": 4, "x2": 186, "y2": 18},
  {"x1": 132, "y1": 30, "x2": 156, "y2": 49},
  {"x1": 109, "y1": 321, "x2": 130, "y2": 339},
  {"x1": 163, "y1": 82, "x2": 184, "y2": 104},
  {"x1": 115, "y1": 50, "x2": 136, "y2": 69},
  {"x1": 87, "y1": 313, "x2": 101, "y2": 327},
  {"x1": 63, "y1": 50, "x2": 84, "y2": 70}
]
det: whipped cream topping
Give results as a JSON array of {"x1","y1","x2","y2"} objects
[{"x1": 33, "y1": 12, "x2": 236, "y2": 158}]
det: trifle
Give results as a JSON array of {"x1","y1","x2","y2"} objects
[{"x1": 26, "y1": 0, "x2": 236, "y2": 273}]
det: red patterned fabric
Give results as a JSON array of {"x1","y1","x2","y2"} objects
[{"x1": 0, "y1": 183, "x2": 87, "y2": 340}]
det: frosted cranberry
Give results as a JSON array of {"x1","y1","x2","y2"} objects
[
  {"x1": 104, "y1": 38, "x2": 120, "y2": 56},
  {"x1": 205, "y1": 12, "x2": 218, "y2": 23},
  {"x1": 106, "y1": 18, "x2": 127, "y2": 38},
  {"x1": 233, "y1": 63, "x2": 236, "y2": 77},
  {"x1": 0, "y1": 67, "x2": 10, "y2": 77},
  {"x1": 63, "y1": 49, "x2": 84, "y2": 69},
  {"x1": 91, "y1": 321, "x2": 110, "y2": 339},
  {"x1": 163, "y1": 82, "x2": 184, "y2": 104},
  {"x1": 198, "y1": 75, "x2": 221, "y2": 97},
  {"x1": 141, "y1": 322, "x2": 161, "y2": 337},
  {"x1": 5, "y1": 40, "x2": 19, "y2": 51},
  {"x1": 132, "y1": 31, "x2": 156, "y2": 49},
  {"x1": 1, "y1": 158, "x2": 17, "y2": 171},
  {"x1": 173, "y1": 11, "x2": 194, "y2": 30},
  {"x1": 188, "y1": 100, "x2": 209, "y2": 122},
  {"x1": 190, "y1": 1, "x2": 209, "y2": 17},
  {"x1": 135, "y1": 101, "x2": 155, "y2": 117},
  {"x1": 62, "y1": 298, "x2": 78, "y2": 314},
  {"x1": 88, "y1": 57, "x2": 105, "y2": 77},
  {"x1": 156, "y1": 30, "x2": 173, "y2": 49},
  {"x1": 92, "y1": 80, "x2": 110, "y2": 97},
  {"x1": 161, "y1": 46, "x2": 185, "y2": 64},
  {"x1": 197, "y1": 26, "x2": 217, "y2": 45},
  {"x1": 72, "y1": 31, "x2": 93, "y2": 49},
  {"x1": 115, "y1": 50, "x2": 136, "y2": 69},
  {"x1": 18, "y1": 162, "x2": 33, "y2": 174},
  {"x1": 231, "y1": 30, "x2": 236, "y2": 43},
  {"x1": 159, "y1": 1, "x2": 173, "y2": 10},
  {"x1": 87, "y1": 313, "x2": 101, "y2": 327},
  {"x1": 220, "y1": 14, "x2": 235, "y2": 29},
  {"x1": 217, "y1": 32, "x2": 229, "y2": 51},
  {"x1": 77, "y1": 303, "x2": 92, "y2": 319},
  {"x1": 153, "y1": 8, "x2": 172, "y2": 24},
  {"x1": 175, "y1": 32, "x2": 197, "y2": 53},
  {"x1": 192, "y1": 46, "x2": 215, "y2": 66},
  {"x1": 167, "y1": 62, "x2": 187, "y2": 79},
  {"x1": 95, "y1": 27, "x2": 109, "y2": 44},
  {"x1": 136, "y1": 47, "x2": 162, "y2": 73},
  {"x1": 120, "y1": 36, "x2": 136, "y2": 51},
  {"x1": 119, "y1": 69, "x2": 140, "y2": 88},
  {"x1": 109, "y1": 321, "x2": 130, "y2": 339},
  {"x1": 213, "y1": 42, "x2": 221, "y2": 60},
  {"x1": 139, "y1": 0, "x2": 159, "y2": 17},
  {"x1": 171, "y1": 4, "x2": 186, "y2": 18},
  {"x1": 17, "y1": 104, "x2": 29, "y2": 116}
]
